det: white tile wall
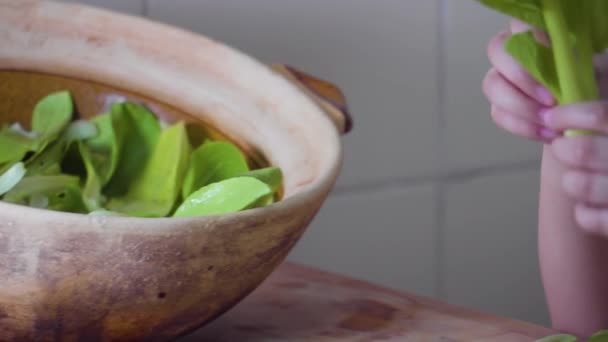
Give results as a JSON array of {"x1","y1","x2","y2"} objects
[
  {"x1": 443, "y1": 170, "x2": 549, "y2": 325},
  {"x1": 63, "y1": 0, "x2": 551, "y2": 327},
  {"x1": 444, "y1": 0, "x2": 542, "y2": 171},
  {"x1": 289, "y1": 186, "x2": 437, "y2": 297}
]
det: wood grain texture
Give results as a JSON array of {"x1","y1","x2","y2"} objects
[{"x1": 186, "y1": 263, "x2": 556, "y2": 341}]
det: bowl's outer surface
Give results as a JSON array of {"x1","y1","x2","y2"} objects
[{"x1": 0, "y1": 0, "x2": 344, "y2": 341}]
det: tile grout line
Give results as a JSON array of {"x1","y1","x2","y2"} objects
[
  {"x1": 331, "y1": 158, "x2": 540, "y2": 198},
  {"x1": 142, "y1": 0, "x2": 149, "y2": 17},
  {"x1": 434, "y1": 0, "x2": 448, "y2": 301}
]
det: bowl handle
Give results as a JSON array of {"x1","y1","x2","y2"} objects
[{"x1": 270, "y1": 64, "x2": 352, "y2": 135}]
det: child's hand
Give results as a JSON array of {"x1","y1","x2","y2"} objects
[
  {"x1": 483, "y1": 19, "x2": 608, "y2": 235},
  {"x1": 542, "y1": 104, "x2": 608, "y2": 236},
  {"x1": 483, "y1": 20, "x2": 557, "y2": 142}
]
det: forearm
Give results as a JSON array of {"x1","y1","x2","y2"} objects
[{"x1": 539, "y1": 145, "x2": 608, "y2": 337}]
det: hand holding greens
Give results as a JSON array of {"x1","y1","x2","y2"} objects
[
  {"x1": 0, "y1": 90, "x2": 283, "y2": 218},
  {"x1": 475, "y1": 0, "x2": 608, "y2": 136}
]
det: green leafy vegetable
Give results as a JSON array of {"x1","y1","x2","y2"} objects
[
  {"x1": 78, "y1": 141, "x2": 105, "y2": 211},
  {"x1": 74, "y1": 106, "x2": 128, "y2": 211},
  {"x1": 505, "y1": 31, "x2": 560, "y2": 99},
  {"x1": 28, "y1": 193, "x2": 49, "y2": 209},
  {"x1": 9, "y1": 123, "x2": 39, "y2": 139},
  {"x1": 0, "y1": 162, "x2": 26, "y2": 196},
  {"x1": 0, "y1": 127, "x2": 38, "y2": 165},
  {"x1": 26, "y1": 120, "x2": 98, "y2": 177},
  {"x1": 476, "y1": 0, "x2": 545, "y2": 30},
  {"x1": 64, "y1": 120, "x2": 98, "y2": 142},
  {"x1": 534, "y1": 335, "x2": 576, "y2": 342},
  {"x1": 182, "y1": 141, "x2": 249, "y2": 198},
  {"x1": 174, "y1": 177, "x2": 271, "y2": 217},
  {"x1": 239, "y1": 167, "x2": 283, "y2": 193},
  {"x1": 108, "y1": 121, "x2": 191, "y2": 217},
  {"x1": 25, "y1": 140, "x2": 64, "y2": 176},
  {"x1": 103, "y1": 102, "x2": 160, "y2": 197},
  {"x1": 475, "y1": 0, "x2": 608, "y2": 136},
  {"x1": 0, "y1": 90, "x2": 283, "y2": 218},
  {"x1": 32, "y1": 91, "x2": 73, "y2": 137},
  {"x1": 9, "y1": 91, "x2": 76, "y2": 168},
  {"x1": 589, "y1": 330, "x2": 608, "y2": 342},
  {"x1": 85, "y1": 106, "x2": 126, "y2": 185},
  {"x1": 3, "y1": 175, "x2": 86, "y2": 213}
]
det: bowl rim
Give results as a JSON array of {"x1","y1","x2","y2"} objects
[{"x1": 0, "y1": 0, "x2": 343, "y2": 226}]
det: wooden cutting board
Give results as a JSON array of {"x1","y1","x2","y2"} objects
[{"x1": 180, "y1": 262, "x2": 556, "y2": 341}]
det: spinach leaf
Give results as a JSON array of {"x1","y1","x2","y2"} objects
[
  {"x1": 108, "y1": 121, "x2": 191, "y2": 217},
  {"x1": 505, "y1": 31, "x2": 561, "y2": 101},
  {"x1": 239, "y1": 167, "x2": 282, "y2": 193},
  {"x1": 85, "y1": 105, "x2": 126, "y2": 185},
  {"x1": 103, "y1": 102, "x2": 161, "y2": 197},
  {"x1": 75, "y1": 106, "x2": 128, "y2": 211},
  {"x1": 25, "y1": 140, "x2": 64, "y2": 176},
  {"x1": 78, "y1": 141, "x2": 105, "y2": 211},
  {"x1": 64, "y1": 120, "x2": 98, "y2": 142},
  {"x1": 173, "y1": 177, "x2": 271, "y2": 217},
  {"x1": 3, "y1": 174, "x2": 86, "y2": 213},
  {"x1": 589, "y1": 1, "x2": 608, "y2": 53},
  {"x1": 9, "y1": 91, "x2": 76, "y2": 166},
  {"x1": 476, "y1": 0, "x2": 545, "y2": 29},
  {"x1": 26, "y1": 120, "x2": 98, "y2": 177},
  {"x1": 32, "y1": 90, "x2": 73, "y2": 137},
  {"x1": 9, "y1": 123, "x2": 39, "y2": 139},
  {"x1": 0, "y1": 127, "x2": 37, "y2": 165},
  {"x1": 0, "y1": 162, "x2": 26, "y2": 196},
  {"x1": 589, "y1": 330, "x2": 608, "y2": 342},
  {"x1": 182, "y1": 141, "x2": 249, "y2": 198}
]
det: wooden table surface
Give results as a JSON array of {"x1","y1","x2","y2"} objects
[{"x1": 180, "y1": 262, "x2": 556, "y2": 341}]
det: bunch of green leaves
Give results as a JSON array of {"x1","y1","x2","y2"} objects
[
  {"x1": 475, "y1": 0, "x2": 608, "y2": 136},
  {"x1": 535, "y1": 330, "x2": 608, "y2": 342},
  {"x1": 0, "y1": 90, "x2": 283, "y2": 218}
]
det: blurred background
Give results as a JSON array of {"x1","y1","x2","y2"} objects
[{"x1": 64, "y1": 0, "x2": 548, "y2": 326}]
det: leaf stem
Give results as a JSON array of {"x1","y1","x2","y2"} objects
[{"x1": 541, "y1": 0, "x2": 597, "y2": 136}]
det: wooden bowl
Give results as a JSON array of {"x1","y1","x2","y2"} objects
[{"x1": 0, "y1": 1, "x2": 351, "y2": 341}]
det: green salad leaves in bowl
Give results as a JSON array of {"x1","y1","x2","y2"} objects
[{"x1": 0, "y1": 90, "x2": 283, "y2": 218}]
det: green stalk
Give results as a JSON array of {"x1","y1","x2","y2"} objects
[{"x1": 541, "y1": 0, "x2": 597, "y2": 136}]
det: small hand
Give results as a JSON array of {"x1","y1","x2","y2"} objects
[
  {"x1": 483, "y1": 20, "x2": 557, "y2": 142},
  {"x1": 542, "y1": 102, "x2": 608, "y2": 236}
]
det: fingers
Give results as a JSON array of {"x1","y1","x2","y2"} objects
[
  {"x1": 483, "y1": 68, "x2": 547, "y2": 117},
  {"x1": 483, "y1": 23, "x2": 557, "y2": 142},
  {"x1": 541, "y1": 101, "x2": 608, "y2": 133},
  {"x1": 552, "y1": 137, "x2": 608, "y2": 172},
  {"x1": 562, "y1": 171, "x2": 608, "y2": 205},
  {"x1": 551, "y1": 135, "x2": 608, "y2": 235},
  {"x1": 491, "y1": 105, "x2": 557, "y2": 142},
  {"x1": 509, "y1": 19, "x2": 531, "y2": 34},
  {"x1": 487, "y1": 31, "x2": 555, "y2": 106},
  {"x1": 482, "y1": 67, "x2": 558, "y2": 141},
  {"x1": 574, "y1": 204, "x2": 608, "y2": 236}
]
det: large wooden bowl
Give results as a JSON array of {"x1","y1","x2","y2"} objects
[{"x1": 0, "y1": 1, "x2": 351, "y2": 341}]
